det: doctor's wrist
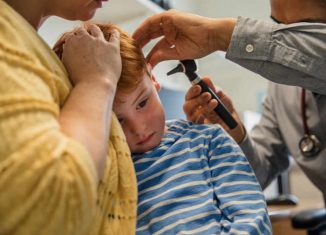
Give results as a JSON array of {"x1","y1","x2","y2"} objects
[
  {"x1": 232, "y1": 123, "x2": 247, "y2": 144},
  {"x1": 210, "y1": 18, "x2": 237, "y2": 52}
]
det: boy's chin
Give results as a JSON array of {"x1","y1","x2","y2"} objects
[
  {"x1": 131, "y1": 133, "x2": 163, "y2": 154},
  {"x1": 132, "y1": 146, "x2": 155, "y2": 154},
  {"x1": 132, "y1": 142, "x2": 160, "y2": 154}
]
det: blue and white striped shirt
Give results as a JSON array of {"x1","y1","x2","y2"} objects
[{"x1": 132, "y1": 119, "x2": 271, "y2": 235}]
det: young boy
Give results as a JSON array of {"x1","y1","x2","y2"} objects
[{"x1": 54, "y1": 24, "x2": 272, "y2": 235}]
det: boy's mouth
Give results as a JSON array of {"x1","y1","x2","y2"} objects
[{"x1": 137, "y1": 133, "x2": 154, "y2": 145}]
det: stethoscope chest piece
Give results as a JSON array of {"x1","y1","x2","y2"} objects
[
  {"x1": 299, "y1": 134, "x2": 321, "y2": 158},
  {"x1": 299, "y1": 89, "x2": 322, "y2": 158}
]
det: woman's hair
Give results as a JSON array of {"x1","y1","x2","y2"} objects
[{"x1": 53, "y1": 23, "x2": 146, "y2": 93}]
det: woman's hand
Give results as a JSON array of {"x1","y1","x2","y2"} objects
[
  {"x1": 62, "y1": 24, "x2": 121, "y2": 89},
  {"x1": 183, "y1": 77, "x2": 246, "y2": 143}
]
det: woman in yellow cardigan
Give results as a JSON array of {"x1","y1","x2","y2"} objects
[{"x1": 0, "y1": 1, "x2": 137, "y2": 234}]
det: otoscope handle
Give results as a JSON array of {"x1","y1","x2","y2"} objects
[{"x1": 197, "y1": 80, "x2": 238, "y2": 129}]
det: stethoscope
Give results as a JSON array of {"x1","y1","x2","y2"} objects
[{"x1": 298, "y1": 88, "x2": 321, "y2": 157}]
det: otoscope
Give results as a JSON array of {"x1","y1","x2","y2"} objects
[{"x1": 167, "y1": 60, "x2": 238, "y2": 129}]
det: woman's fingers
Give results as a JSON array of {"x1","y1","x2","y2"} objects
[
  {"x1": 108, "y1": 29, "x2": 120, "y2": 44},
  {"x1": 86, "y1": 24, "x2": 104, "y2": 39}
]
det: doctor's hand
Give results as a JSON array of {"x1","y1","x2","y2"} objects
[
  {"x1": 183, "y1": 77, "x2": 246, "y2": 143},
  {"x1": 132, "y1": 10, "x2": 236, "y2": 67}
]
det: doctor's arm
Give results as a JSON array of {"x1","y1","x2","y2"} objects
[
  {"x1": 134, "y1": 11, "x2": 326, "y2": 94},
  {"x1": 184, "y1": 78, "x2": 290, "y2": 189},
  {"x1": 238, "y1": 84, "x2": 291, "y2": 189},
  {"x1": 226, "y1": 17, "x2": 326, "y2": 95}
]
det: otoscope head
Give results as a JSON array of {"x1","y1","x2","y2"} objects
[
  {"x1": 166, "y1": 63, "x2": 185, "y2": 76},
  {"x1": 167, "y1": 60, "x2": 199, "y2": 81},
  {"x1": 180, "y1": 60, "x2": 198, "y2": 73}
]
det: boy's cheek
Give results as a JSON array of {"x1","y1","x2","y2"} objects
[{"x1": 124, "y1": 133, "x2": 133, "y2": 149}]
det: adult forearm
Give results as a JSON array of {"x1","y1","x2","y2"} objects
[
  {"x1": 226, "y1": 17, "x2": 326, "y2": 94},
  {"x1": 239, "y1": 136, "x2": 272, "y2": 188},
  {"x1": 59, "y1": 80, "x2": 117, "y2": 181},
  {"x1": 240, "y1": 132, "x2": 293, "y2": 189}
]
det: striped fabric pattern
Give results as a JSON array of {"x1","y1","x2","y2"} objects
[{"x1": 132, "y1": 119, "x2": 271, "y2": 235}]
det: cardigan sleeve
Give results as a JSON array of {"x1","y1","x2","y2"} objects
[{"x1": 0, "y1": 41, "x2": 98, "y2": 235}]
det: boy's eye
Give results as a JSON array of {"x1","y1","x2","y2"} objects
[
  {"x1": 117, "y1": 117, "x2": 124, "y2": 123},
  {"x1": 138, "y1": 98, "x2": 148, "y2": 108}
]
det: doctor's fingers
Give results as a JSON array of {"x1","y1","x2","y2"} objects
[
  {"x1": 185, "y1": 107, "x2": 204, "y2": 124},
  {"x1": 202, "y1": 99, "x2": 220, "y2": 119},
  {"x1": 183, "y1": 95, "x2": 203, "y2": 116},
  {"x1": 201, "y1": 77, "x2": 218, "y2": 93},
  {"x1": 146, "y1": 37, "x2": 178, "y2": 67},
  {"x1": 183, "y1": 99, "x2": 213, "y2": 122},
  {"x1": 185, "y1": 85, "x2": 202, "y2": 101},
  {"x1": 185, "y1": 85, "x2": 214, "y2": 105},
  {"x1": 132, "y1": 12, "x2": 165, "y2": 47},
  {"x1": 184, "y1": 92, "x2": 211, "y2": 115}
]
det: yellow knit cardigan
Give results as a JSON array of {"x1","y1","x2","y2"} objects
[{"x1": 0, "y1": 1, "x2": 137, "y2": 234}]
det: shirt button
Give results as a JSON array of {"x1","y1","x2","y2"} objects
[{"x1": 245, "y1": 44, "x2": 254, "y2": 53}]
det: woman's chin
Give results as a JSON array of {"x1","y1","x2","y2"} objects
[
  {"x1": 62, "y1": 12, "x2": 95, "y2": 21},
  {"x1": 80, "y1": 11, "x2": 96, "y2": 21}
]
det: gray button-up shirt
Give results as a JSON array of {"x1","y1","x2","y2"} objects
[
  {"x1": 226, "y1": 17, "x2": 326, "y2": 198},
  {"x1": 227, "y1": 16, "x2": 326, "y2": 95}
]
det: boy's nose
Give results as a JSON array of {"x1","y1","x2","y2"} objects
[{"x1": 130, "y1": 120, "x2": 146, "y2": 135}]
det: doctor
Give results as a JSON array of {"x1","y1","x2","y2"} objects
[{"x1": 133, "y1": 0, "x2": 326, "y2": 201}]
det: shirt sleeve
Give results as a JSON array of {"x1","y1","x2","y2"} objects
[
  {"x1": 226, "y1": 16, "x2": 326, "y2": 95},
  {"x1": 207, "y1": 127, "x2": 271, "y2": 235},
  {"x1": 0, "y1": 43, "x2": 98, "y2": 235},
  {"x1": 239, "y1": 84, "x2": 291, "y2": 189}
]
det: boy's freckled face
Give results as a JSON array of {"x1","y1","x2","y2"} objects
[{"x1": 113, "y1": 73, "x2": 166, "y2": 154}]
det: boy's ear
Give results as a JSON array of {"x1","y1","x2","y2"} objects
[
  {"x1": 147, "y1": 63, "x2": 161, "y2": 91},
  {"x1": 151, "y1": 74, "x2": 161, "y2": 92}
]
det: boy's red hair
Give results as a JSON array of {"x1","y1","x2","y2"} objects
[{"x1": 53, "y1": 23, "x2": 147, "y2": 93}]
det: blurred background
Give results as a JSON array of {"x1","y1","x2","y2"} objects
[{"x1": 39, "y1": 0, "x2": 323, "y2": 218}]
